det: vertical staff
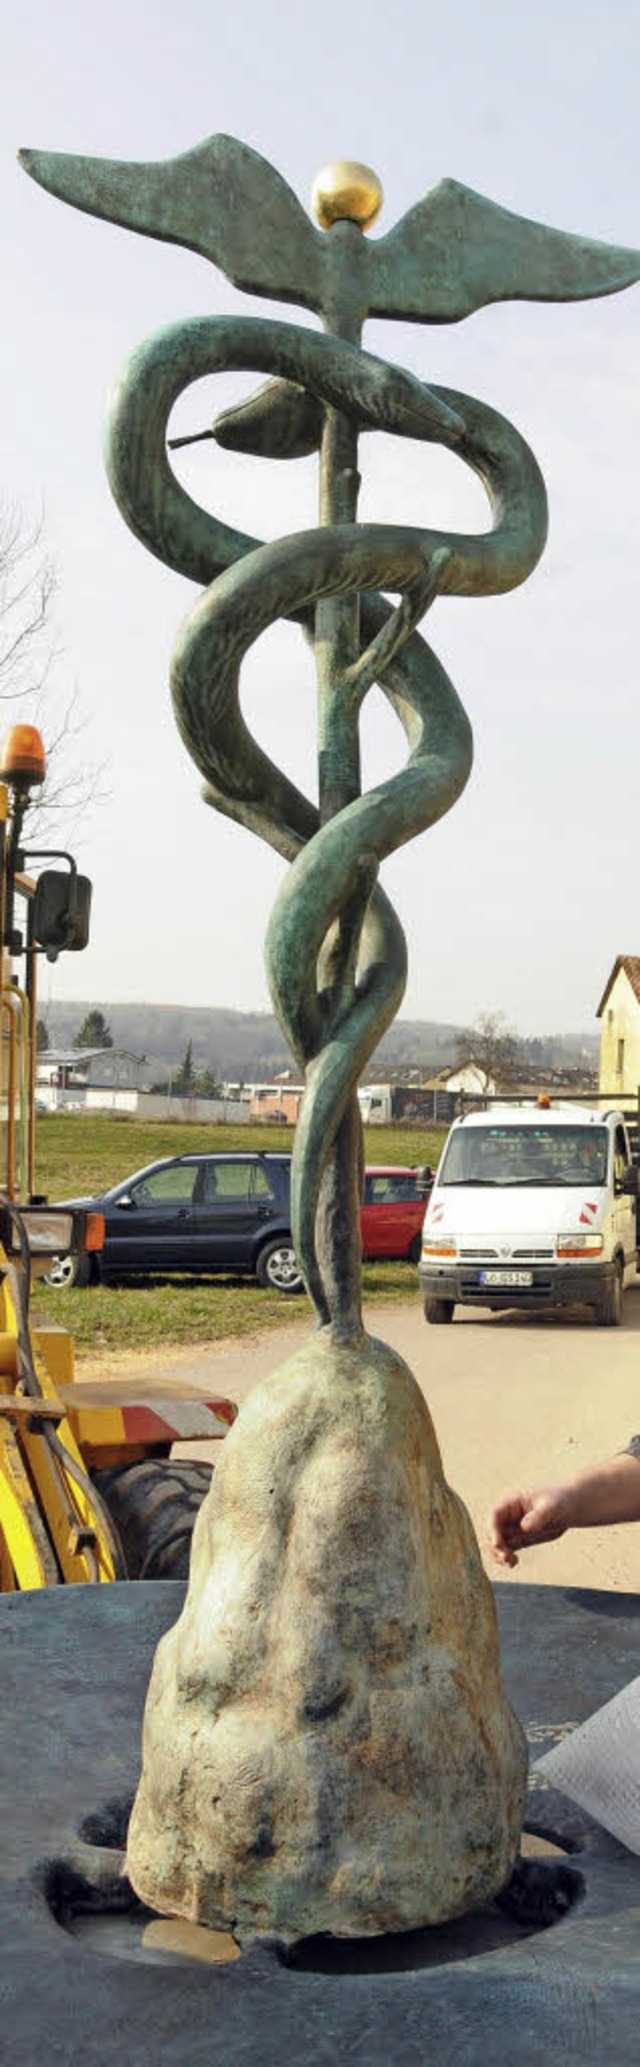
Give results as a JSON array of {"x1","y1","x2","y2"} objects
[{"x1": 311, "y1": 163, "x2": 383, "y2": 1342}]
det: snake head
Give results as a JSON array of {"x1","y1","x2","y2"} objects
[{"x1": 206, "y1": 362, "x2": 463, "y2": 462}]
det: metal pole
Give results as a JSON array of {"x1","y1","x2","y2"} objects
[{"x1": 312, "y1": 234, "x2": 367, "y2": 1339}]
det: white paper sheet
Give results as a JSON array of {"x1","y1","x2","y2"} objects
[{"x1": 535, "y1": 1675, "x2": 640, "y2": 1854}]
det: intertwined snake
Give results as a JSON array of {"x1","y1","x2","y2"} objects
[
  {"x1": 20, "y1": 134, "x2": 640, "y2": 1331},
  {"x1": 105, "y1": 314, "x2": 547, "y2": 1321}
]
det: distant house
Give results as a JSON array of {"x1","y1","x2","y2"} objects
[
  {"x1": 36, "y1": 1047, "x2": 149, "y2": 1115},
  {"x1": 35, "y1": 1049, "x2": 247, "y2": 1122},
  {"x1": 248, "y1": 1083, "x2": 304, "y2": 1125},
  {"x1": 597, "y1": 957, "x2": 640, "y2": 1099},
  {"x1": 36, "y1": 1048, "x2": 119, "y2": 1095},
  {"x1": 423, "y1": 1064, "x2": 497, "y2": 1098}
]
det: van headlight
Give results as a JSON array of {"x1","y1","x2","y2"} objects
[
  {"x1": 556, "y1": 1232, "x2": 604, "y2": 1258},
  {"x1": 422, "y1": 1236, "x2": 458, "y2": 1257}
]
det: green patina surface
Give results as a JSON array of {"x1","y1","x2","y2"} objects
[{"x1": 20, "y1": 135, "x2": 640, "y2": 1340}]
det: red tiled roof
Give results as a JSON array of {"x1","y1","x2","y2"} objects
[{"x1": 596, "y1": 956, "x2": 640, "y2": 1017}]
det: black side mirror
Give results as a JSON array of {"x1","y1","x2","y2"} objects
[
  {"x1": 619, "y1": 1164, "x2": 639, "y2": 1196},
  {"x1": 414, "y1": 1164, "x2": 435, "y2": 1194},
  {"x1": 32, "y1": 869, "x2": 92, "y2": 953}
]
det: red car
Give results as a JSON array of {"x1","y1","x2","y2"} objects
[{"x1": 361, "y1": 1165, "x2": 434, "y2": 1264}]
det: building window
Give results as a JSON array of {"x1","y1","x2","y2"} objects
[{"x1": 617, "y1": 1037, "x2": 625, "y2": 1078}]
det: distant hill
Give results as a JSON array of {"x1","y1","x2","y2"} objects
[{"x1": 42, "y1": 1000, "x2": 599, "y2": 1086}]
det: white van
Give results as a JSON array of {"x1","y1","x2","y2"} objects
[{"x1": 419, "y1": 1102, "x2": 638, "y2": 1327}]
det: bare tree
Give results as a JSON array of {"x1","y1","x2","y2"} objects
[
  {"x1": 0, "y1": 499, "x2": 104, "y2": 829},
  {"x1": 455, "y1": 1012, "x2": 523, "y2": 1092},
  {"x1": 0, "y1": 502, "x2": 56, "y2": 701}
]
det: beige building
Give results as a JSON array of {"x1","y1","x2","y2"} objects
[
  {"x1": 248, "y1": 1083, "x2": 304, "y2": 1124},
  {"x1": 597, "y1": 956, "x2": 640, "y2": 1099}
]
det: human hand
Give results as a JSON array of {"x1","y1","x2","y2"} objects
[{"x1": 486, "y1": 1485, "x2": 572, "y2": 1568}]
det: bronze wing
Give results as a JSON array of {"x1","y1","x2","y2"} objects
[
  {"x1": 19, "y1": 133, "x2": 325, "y2": 313},
  {"x1": 367, "y1": 177, "x2": 640, "y2": 323}
]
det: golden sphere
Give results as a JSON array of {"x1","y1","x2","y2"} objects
[{"x1": 311, "y1": 160, "x2": 383, "y2": 233}]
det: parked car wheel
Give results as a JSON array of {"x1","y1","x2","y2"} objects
[
  {"x1": 42, "y1": 1251, "x2": 92, "y2": 1290},
  {"x1": 424, "y1": 1296, "x2": 455, "y2": 1325},
  {"x1": 93, "y1": 1458, "x2": 213, "y2": 1579},
  {"x1": 255, "y1": 1239, "x2": 304, "y2": 1294},
  {"x1": 595, "y1": 1263, "x2": 623, "y2": 1328}
]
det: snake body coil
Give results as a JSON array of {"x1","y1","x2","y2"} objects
[{"x1": 106, "y1": 314, "x2": 547, "y2": 1324}]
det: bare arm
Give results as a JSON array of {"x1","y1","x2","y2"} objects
[{"x1": 487, "y1": 1452, "x2": 640, "y2": 1568}]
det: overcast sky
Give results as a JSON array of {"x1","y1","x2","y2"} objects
[{"x1": 2, "y1": 0, "x2": 640, "y2": 1041}]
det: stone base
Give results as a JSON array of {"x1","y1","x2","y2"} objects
[
  {"x1": 2, "y1": 1582, "x2": 640, "y2": 2062},
  {"x1": 127, "y1": 1333, "x2": 527, "y2": 1939}
]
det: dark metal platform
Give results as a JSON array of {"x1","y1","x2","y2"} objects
[{"x1": 2, "y1": 1580, "x2": 640, "y2": 2064}]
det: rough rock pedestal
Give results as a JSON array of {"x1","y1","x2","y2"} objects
[{"x1": 126, "y1": 1335, "x2": 527, "y2": 1942}]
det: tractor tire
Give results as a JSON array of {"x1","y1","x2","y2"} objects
[
  {"x1": 43, "y1": 1250, "x2": 92, "y2": 1290},
  {"x1": 595, "y1": 1264, "x2": 624, "y2": 1328},
  {"x1": 93, "y1": 1458, "x2": 213, "y2": 1580},
  {"x1": 424, "y1": 1296, "x2": 455, "y2": 1325}
]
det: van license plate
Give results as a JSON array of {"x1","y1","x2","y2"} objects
[{"x1": 479, "y1": 1269, "x2": 534, "y2": 1287}]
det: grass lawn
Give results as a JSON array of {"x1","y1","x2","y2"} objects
[{"x1": 31, "y1": 1114, "x2": 446, "y2": 1361}]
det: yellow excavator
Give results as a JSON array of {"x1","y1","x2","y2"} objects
[{"x1": 0, "y1": 723, "x2": 236, "y2": 1589}]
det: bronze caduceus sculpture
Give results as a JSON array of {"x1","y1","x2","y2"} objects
[{"x1": 20, "y1": 140, "x2": 640, "y2": 1942}]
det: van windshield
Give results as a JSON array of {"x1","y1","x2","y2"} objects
[{"x1": 439, "y1": 1125, "x2": 609, "y2": 1188}]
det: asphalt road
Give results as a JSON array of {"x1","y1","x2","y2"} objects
[{"x1": 105, "y1": 1280, "x2": 640, "y2": 1594}]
